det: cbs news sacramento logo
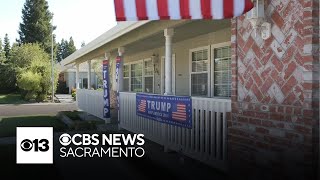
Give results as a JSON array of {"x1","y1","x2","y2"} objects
[{"x1": 16, "y1": 127, "x2": 145, "y2": 164}]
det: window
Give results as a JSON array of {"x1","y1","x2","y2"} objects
[
  {"x1": 213, "y1": 46, "x2": 231, "y2": 97},
  {"x1": 131, "y1": 62, "x2": 143, "y2": 92},
  {"x1": 189, "y1": 43, "x2": 231, "y2": 98},
  {"x1": 144, "y1": 59, "x2": 154, "y2": 93},
  {"x1": 123, "y1": 64, "x2": 130, "y2": 91},
  {"x1": 190, "y1": 48, "x2": 209, "y2": 97}
]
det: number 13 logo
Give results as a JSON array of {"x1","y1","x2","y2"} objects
[{"x1": 20, "y1": 139, "x2": 50, "y2": 152}]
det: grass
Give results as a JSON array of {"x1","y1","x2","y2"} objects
[
  {"x1": 0, "y1": 116, "x2": 67, "y2": 137},
  {"x1": 0, "y1": 93, "x2": 26, "y2": 104}
]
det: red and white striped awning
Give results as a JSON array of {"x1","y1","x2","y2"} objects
[{"x1": 114, "y1": 0, "x2": 254, "y2": 21}]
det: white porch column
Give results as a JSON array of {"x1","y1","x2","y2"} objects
[
  {"x1": 87, "y1": 60, "x2": 91, "y2": 89},
  {"x1": 164, "y1": 28, "x2": 174, "y2": 95},
  {"x1": 118, "y1": 47, "x2": 125, "y2": 92},
  {"x1": 76, "y1": 64, "x2": 80, "y2": 89}
]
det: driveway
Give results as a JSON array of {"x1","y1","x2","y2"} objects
[{"x1": 0, "y1": 103, "x2": 78, "y2": 117}]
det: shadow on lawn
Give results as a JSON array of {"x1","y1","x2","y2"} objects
[{"x1": 0, "y1": 116, "x2": 67, "y2": 137}]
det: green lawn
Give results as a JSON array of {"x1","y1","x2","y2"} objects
[
  {"x1": 0, "y1": 116, "x2": 67, "y2": 137},
  {"x1": 0, "y1": 94, "x2": 26, "y2": 104}
]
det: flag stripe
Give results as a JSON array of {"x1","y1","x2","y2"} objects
[
  {"x1": 168, "y1": 0, "x2": 181, "y2": 19},
  {"x1": 244, "y1": 0, "x2": 254, "y2": 13},
  {"x1": 201, "y1": 0, "x2": 212, "y2": 19},
  {"x1": 223, "y1": 0, "x2": 234, "y2": 18},
  {"x1": 114, "y1": 0, "x2": 126, "y2": 21},
  {"x1": 123, "y1": 0, "x2": 138, "y2": 21},
  {"x1": 179, "y1": 0, "x2": 191, "y2": 19},
  {"x1": 157, "y1": 0, "x2": 169, "y2": 19},
  {"x1": 114, "y1": 0, "x2": 254, "y2": 21},
  {"x1": 146, "y1": 0, "x2": 159, "y2": 20},
  {"x1": 135, "y1": 0, "x2": 148, "y2": 20},
  {"x1": 211, "y1": 0, "x2": 224, "y2": 19},
  {"x1": 189, "y1": 0, "x2": 202, "y2": 19}
]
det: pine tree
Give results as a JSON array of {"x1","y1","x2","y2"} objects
[
  {"x1": 67, "y1": 37, "x2": 76, "y2": 56},
  {"x1": 18, "y1": 0, "x2": 55, "y2": 54},
  {"x1": 3, "y1": 34, "x2": 10, "y2": 59},
  {"x1": 56, "y1": 37, "x2": 77, "y2": 62},
  {"x1": 0, "y1": 38, "x2": 6, "y2": 64}
]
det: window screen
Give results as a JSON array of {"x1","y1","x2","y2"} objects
[
  {"x1": 213, "y1": 46, "x2": 231, "y2": 97},
  {"x1": 191, "y1": 49, "x2": 208, "y2": 96},
  {"x1": 131, "y1": 63, "x2": 143, "y2": 92},
  {"x1": 144, "y1": 59, "x2": 154, "y2": 93},
  {"x1": 123, "y1": 64, "x2": 130, "y2": 91}
]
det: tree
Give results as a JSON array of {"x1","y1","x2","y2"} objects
[
  {"x1": 0, "y1": 38, "x2": 16, "y2": 92},
  {"x1": 11, "y1": 43, "x2": 58, "y2": 101},
  {"x1": 67, "y1": 37, "x2": 76, "y2": 56},
  {"x1": 18, "y1": 0, "x2": 55, "y2": 54},
  {"x1": 0, "y1": 38, "x2": 6, "y2": 64},
  {"x1": 56, "y1": 37, "x2": 77, "y2": 62},
  {"x1": 3, "y1": 34, "x2": 10, "y2": 59}
]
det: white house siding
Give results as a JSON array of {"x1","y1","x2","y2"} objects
[{"x1": 109, "y1": 27, "x2": 231, "y2": 96}]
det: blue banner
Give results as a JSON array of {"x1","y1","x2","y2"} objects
[
  {"x1": 102, "y1": 60, "x2": 110, "y2": 119},
  {"x1": 136, "y1": 94, "x2": 192, "y2": 129}
]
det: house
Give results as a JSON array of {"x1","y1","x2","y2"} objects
[
  {"x1": 61, "y1": 1, "x2": 319, "y2": 179},
  {"x1": 57, "y1": 62, "x2": 100, "y2": 94}
]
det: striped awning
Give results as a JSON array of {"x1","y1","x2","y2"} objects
[{"x1": 114, "y1": 0, "x2": 254, "y2": 21}]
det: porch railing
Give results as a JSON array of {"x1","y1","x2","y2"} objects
[
  {"x1": 119, "y1": 92, "x2": 231, "y2": 171},
  {"x1": 77, "y1": 89, "x2": 106, "y2": 121}
]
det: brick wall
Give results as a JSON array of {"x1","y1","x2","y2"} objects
[{"x1": 229, "y1": 0, "x2": 319, "y2": 179}]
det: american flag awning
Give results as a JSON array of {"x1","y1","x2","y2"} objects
[{"x1": 114, "y1": 0, "x2": 254, "y2": 21}]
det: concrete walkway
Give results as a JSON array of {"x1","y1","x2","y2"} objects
[
  {"x1": 0, "y1": 103, "x2": 78, "y2": 117},
  {"x1": 55, "y1": 94, "x2": 75, "y2": 104}
]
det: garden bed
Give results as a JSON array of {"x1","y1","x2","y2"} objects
[{"x1": 57, "y1": 111, "x2": 104, "y2": 131}]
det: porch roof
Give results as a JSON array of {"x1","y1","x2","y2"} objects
[{"x1": 62, "y1": 21, "x2": 150, "y2": 66}]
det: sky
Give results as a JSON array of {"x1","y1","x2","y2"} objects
[{"x1": 0, "y1": 0, "x2": 117, "y2": 49}]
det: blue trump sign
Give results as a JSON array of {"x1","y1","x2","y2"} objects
[
  {"x1": 103, "y1": 60, "x2": 110, "y2": 119},
  {"x1": 136, "y1": 94, "x2": 192, "y2": 129}
]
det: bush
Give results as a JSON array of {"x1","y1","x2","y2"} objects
[
  {"x1": 71, "y1": 88, "x2": 76, "y2": 100},
  {"x1": 12, "y1": 44, "x2": 59, "y2": 102}
]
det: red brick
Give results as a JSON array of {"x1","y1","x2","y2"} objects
[
  {"x1": 271, "y1": 56, "x2": 284, "y2": 72},
  {"x1": 249, "y1": 118, "x2": 261, "y2": 125},
  {"x1": 270, "y1": 113, "x2": 285, "y2": 121},
  {"x1": 252, "y1": 72, "x2": 263, "y2": 87},
  {"x1": 294, "y1": 125, "x2": 311, "y2": 134},
  {"x1": 261, "y1": 77, "x2": 273, "y2": 93},
  {"x1": 281, "y1": 76, "x2": 298, "y2": 95},
  {"x1": 284, "y1": 62, "x2": 297, "y2": 79},
  {"x1": 256, "y1": 127, "x2": 269, "y2": 134},
  {"x1": 272, "y1": 11, "x2": 284, "y2": 29}
]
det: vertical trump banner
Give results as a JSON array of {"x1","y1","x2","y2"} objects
[
  {"x1": 115, "y1": 56, "x2": 121, "y2": 113},
  {"x1": 103, "y1": 60, "x2": 110, "y2": 119}
]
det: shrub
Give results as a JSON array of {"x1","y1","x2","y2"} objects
[{"x1": 12, "y1": 44, "x2": 59, "y2": 102}]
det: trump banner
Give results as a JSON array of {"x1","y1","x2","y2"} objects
[
  {"x1": 136, "y1": 93, "x2": 192, "y2": 129},
  {"x1": 103, "y1": 60, "x2": 111, "y2": 119},
  {"x1": 115, "y1": 56, "x2": 121, "y2": 111}
]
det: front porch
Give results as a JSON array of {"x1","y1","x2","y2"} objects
[
  {"x1": 77, "y1": 89, "x2": 230, "y2": 170},
  {"x1": 71, "y1": 20, "x2": 233, "y2": 170}
]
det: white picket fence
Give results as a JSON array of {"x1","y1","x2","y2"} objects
[
  {"x1": 77, "y1": 89, "x2": 107, "y2": 121},
  {"x1": 119, "y1": 92, "x2": 231, "y2": 171}
]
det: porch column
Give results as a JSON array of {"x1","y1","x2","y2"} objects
[
  {"x1": 76, "y1": 63, "x2": 80, "y2": 89},
  {"x1": 117, "y1": 47, "x2": 125, "y2": 130},
  {"x1": 164, "y1": 28, "x2": 174, "y2": 95},
  {"x1": 87, "y1": 60, "x2": 91, "y2": 89}
]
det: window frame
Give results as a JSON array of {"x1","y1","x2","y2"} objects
[
  {"x1": 188, "y1": 42, "x2": 231, "y2": 98},
  {"x1": 210, "y1": 42, "x2": 232, "y2": 98},
  {"x1": 123, "y1": 58, "x2": 154, "y2": 94},
  {"x1": 189, "y1": 45, "x2": 211, "y2": 97}
]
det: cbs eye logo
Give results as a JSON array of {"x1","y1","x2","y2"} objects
[
  {"x1": 20, "y1": 139, "x2": 49, "y2": 152},
  {"x1": 59, "y1": 133, "x2": 71, "y2": 146}
]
